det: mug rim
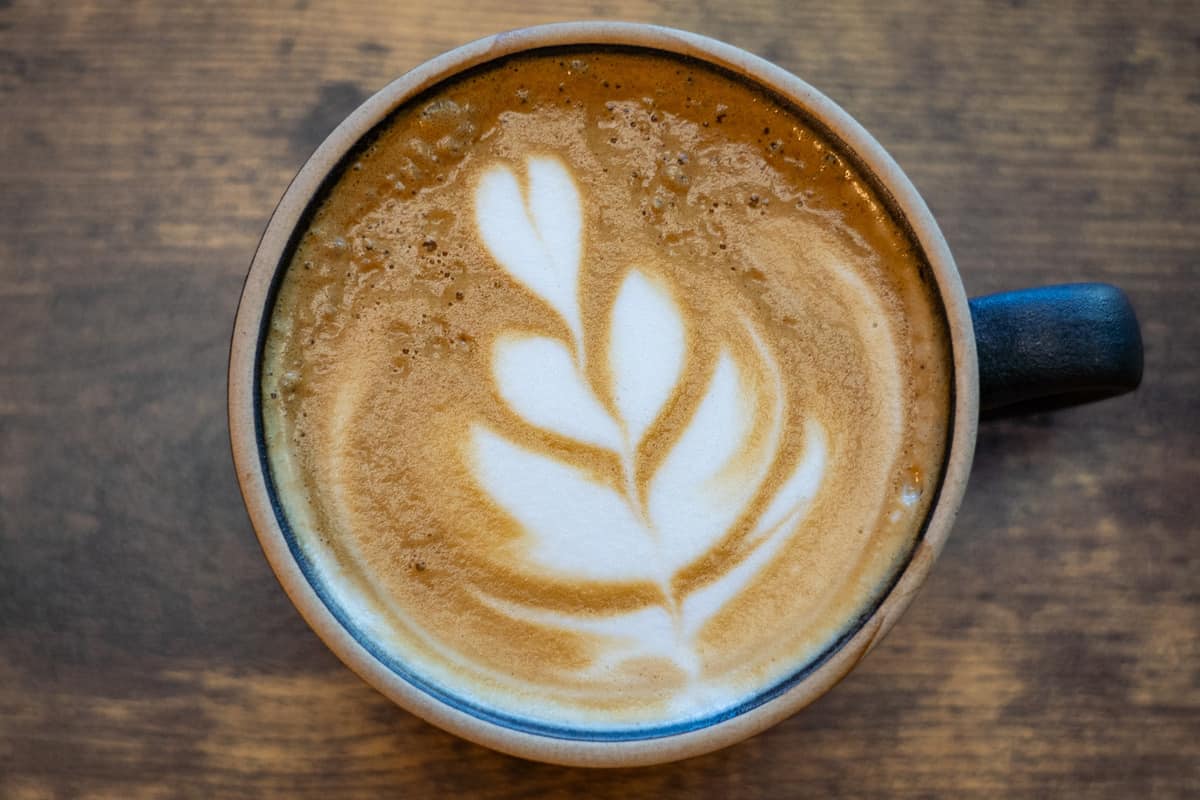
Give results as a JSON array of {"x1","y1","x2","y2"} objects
[{"x1": 228, "y1": 20, "x2": 979, "y2": 767}]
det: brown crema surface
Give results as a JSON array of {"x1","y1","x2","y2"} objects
[{"x1": 261, "y1": 48, "x2": 952, "y2": 729}]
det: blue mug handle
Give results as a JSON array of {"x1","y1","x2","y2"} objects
[{"x1": 969, "y1": 283, "x2": 1143, "y2": 417}]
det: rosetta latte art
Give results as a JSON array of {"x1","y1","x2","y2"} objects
[{"x1": 469, "y1": 156, "x2": 829, "y2": 677}]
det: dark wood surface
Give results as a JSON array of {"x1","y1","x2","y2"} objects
[{"x1": 2, "y1": 1, "x2": 1197, "y2": 796}]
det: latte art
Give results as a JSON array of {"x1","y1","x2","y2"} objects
[
  {"x1": 261, "y1": 48, "x2": 952, "y2": 729},
  {"x1": 469, "y1": 156, "x2": 830, "y2": 678}
]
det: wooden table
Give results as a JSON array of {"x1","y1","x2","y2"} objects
[{"x1": 2, "y1": 1, "x2": 1197, "y2": 796}]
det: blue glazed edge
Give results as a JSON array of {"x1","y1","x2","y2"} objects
[{"x1": 249, "y1": 46, "x2": 956, "y2": 742}]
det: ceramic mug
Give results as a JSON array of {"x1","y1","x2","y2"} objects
[{"x1": 228, "y1": 22, "x2": 1142, "y2": 766}]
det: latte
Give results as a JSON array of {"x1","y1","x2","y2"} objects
[{"x1": 261, "y1": 48, "x2": 952, "y2": 730}]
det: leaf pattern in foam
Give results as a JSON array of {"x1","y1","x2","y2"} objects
[
  {"x1": 470, "y1": 423, "x2": 827, "y2": 672},
  {"x1": 474, "y1": 157, "x2": 584, "y2": 346},
  {"x1": 470, "y1": 592, "x2": 695, "y2": 677},
  {"x1": 470, "y1": 425, "x2": 656, "y2": 582},
  {"x1": 745, "y1": 418, "x2": 830, "y2": 547},
  {"x1": 648, "y1": 349, "x2": 780, "y2": 575},
  {"x1": 466, "y1": 153, "x2": 837, "y2": 677},
  {"x1": 492, "y1": 334, "x2": 622, "y2": 452},
  {"x1": 608, "y1": 270, "x2": 687, "y2": 446},
  {"x1": 681, "y1": 419, "x2": 827, "y2": 638}
]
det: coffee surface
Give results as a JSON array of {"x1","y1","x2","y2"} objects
[{"x1": 261, "y1": 48, "x2": 952, "y2": 729}]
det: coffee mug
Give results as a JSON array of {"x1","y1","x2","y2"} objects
[{"x1": 229, "y1": 22, "x2": 1142, "y2": 766}]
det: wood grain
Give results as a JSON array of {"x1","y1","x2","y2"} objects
[{"x1": 1, "y1": 0, "x2": 1197, "y2": 796}]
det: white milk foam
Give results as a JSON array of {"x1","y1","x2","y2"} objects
[{"x1": 469, "y1": 156, "x2": 830, "y2": 685}]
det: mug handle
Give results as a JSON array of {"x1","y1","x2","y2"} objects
[{"x1": 969, "y1": 283, "x2": 1143, "y2": 417}]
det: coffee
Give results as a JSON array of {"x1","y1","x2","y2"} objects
[{"x1": 261, "y1": 48, "x2": 952, "y2": 730}]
